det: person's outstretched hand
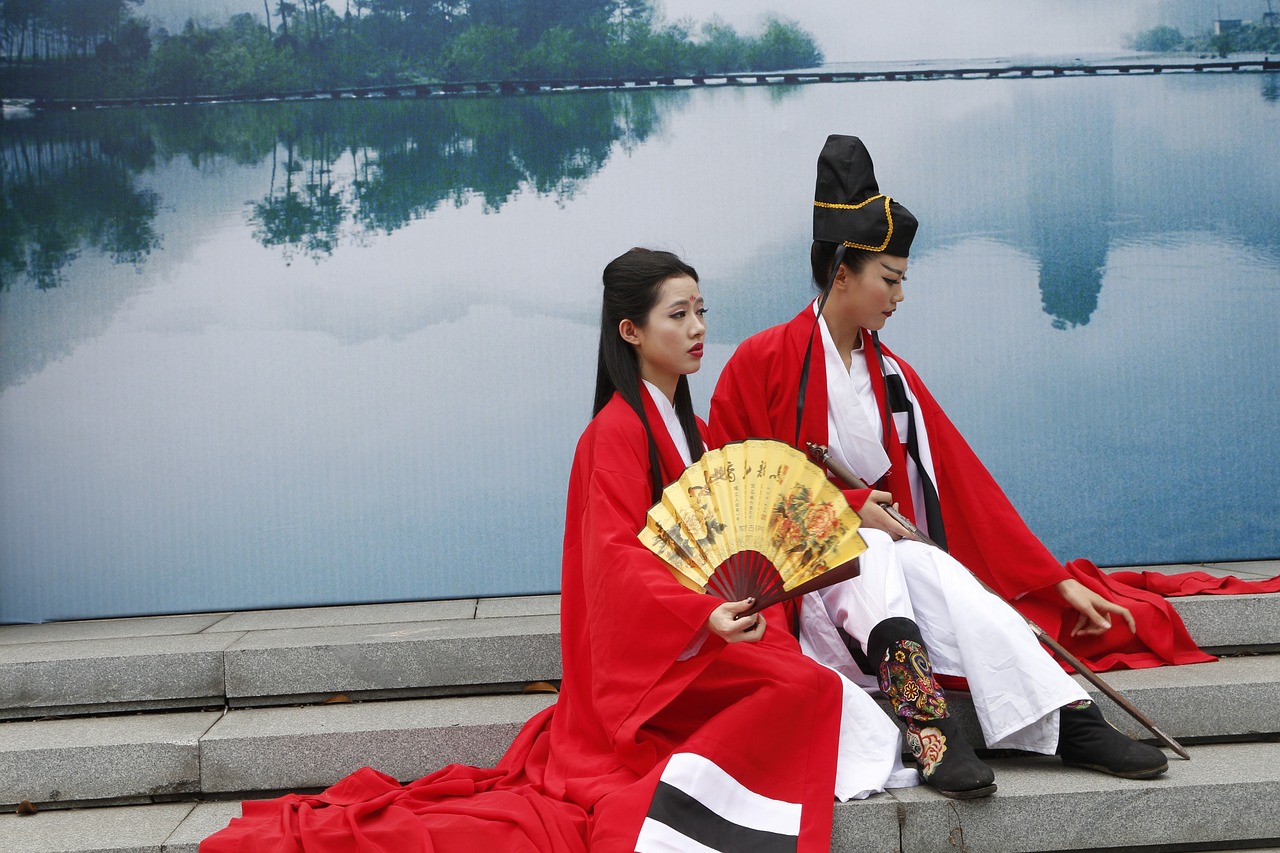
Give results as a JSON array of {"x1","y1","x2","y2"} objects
[
  {"x1": 707, "y1": 597, "x2": 766, "y2": 643},
  {"x1": 1055, "y1": 578, "x2": 1136, "y2": 637}
]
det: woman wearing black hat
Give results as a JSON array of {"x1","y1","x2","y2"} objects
[{"x1": 709, "y1": 135, "x2": 1171, "y2": 798}]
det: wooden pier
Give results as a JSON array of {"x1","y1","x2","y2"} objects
[{"x1": 24, "y1": 57, "x2": 1280, "y2": 111}]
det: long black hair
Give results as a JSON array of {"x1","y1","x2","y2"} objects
[{"x1": 593, "y1": 247, "x2": 704, "y2": 501}]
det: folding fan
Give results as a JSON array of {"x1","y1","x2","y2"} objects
[{"x1": 640, "y1": 438, "x2": 866, "y2": 616}]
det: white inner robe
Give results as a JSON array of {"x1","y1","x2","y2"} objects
[{"x1": 799, "y1": 319, "x2": 1089, "y2": 755}]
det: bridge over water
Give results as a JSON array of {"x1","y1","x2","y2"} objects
[{"x1": 26, "y1": 57, "x2": 1280, "y2": 111}]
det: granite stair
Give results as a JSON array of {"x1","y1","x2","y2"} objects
[{"x1": 1, "y1": 560, "x2": 1277, "y2": 852}]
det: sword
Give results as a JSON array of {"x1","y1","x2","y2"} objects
[{"x1": 805, "y1": 441, "x2": 1191, "y2": 760}]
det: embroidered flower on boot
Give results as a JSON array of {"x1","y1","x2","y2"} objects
[{"x1": 907, "y1": 725, "x2": 949, "y2": 778}]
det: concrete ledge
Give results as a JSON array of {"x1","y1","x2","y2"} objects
[
  {"x1": 829, "y1": 791, "x2": 906, "y2": 852},
  {"x1": 0, "y1": 635, "x2": 241, "y2": 720},
  {"x1": 0, "y1": 601, "x2": 566, "y2": 719},
  {"x1": 474, "y1": 594, "x2": 561, "y2": 619},
  {"x1": 7, "y1": 742, "x2": 1276, "y2": 853},
  {"x1": 0, "y1": 615, "x2": 228, "y2": 646},
  {"x1": 850, "y1": 741, "x2": 1280, "y2": 852},
  {"x1": 0, "y1": 801, "x2": 271, "y2": 853},
  {"x1": 221, "y1": 614, "x2": 561, "y2": 703},
  {"x1": 1108, "y1": 562, "x2": 1280, "y2": 648},
  {"x1": 0, "y1": 802, "x2": 196, "y2": 853},
  {"x1": 4, "y1": 652, "x2": 1272, "y2": 810},
  {"x1": 5, "y1": 586, "x2": 1278, "y2": 721},
  {"x1": 1171, "y1": 593, "x2": 1280, "y2": 649},
  {"x1": 0, "y1": 712, "x2": 221, "y2": 807},
  {"x1": 1199, "y1": 559, "x2": 1280, "y2": 580},
  {"x1": 202, "y1": 599, "x2": 478, "y2": 633},
  {"x1": 1077, "y1": 654, "x2": 1280, "y2": 741},
  {"x1": 200, "y1": 693, "x2": 556, "y2": 793},
  {"x1": 898, "y1": 654, "x2": 1280, "y2": 750},
  {"x1": 164, "y1": 802, "x2": 245, "y2": 853}
]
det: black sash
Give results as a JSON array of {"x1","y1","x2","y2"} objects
[
  {"x1": 873, "y1": 335, "x2": 948, "y2": 551},
  {"x1": 795, "y1": 246, "x2": 847, "y2": 446}
]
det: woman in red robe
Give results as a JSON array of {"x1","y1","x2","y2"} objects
[
  {"x1": 200, "y1": 248, "x2": 916, "y2": 852},
  {"x1": 709, "y1": 134, "x2": 1279, "y2": 674}
]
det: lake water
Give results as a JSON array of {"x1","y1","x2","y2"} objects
[{"x1": 2, "y1": 68, "x2": 1278, "y2": 622}]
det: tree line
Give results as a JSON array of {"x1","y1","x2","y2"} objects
[
  {"x1": 0, "y1": 0, "x2": 824, "y2": 99},
  {"x1": 1128, "y1": 20, "x2": 1280, "y2": 57},
  {"x1": 2, "y1": 0, "x2": 144, "y2": 61}
]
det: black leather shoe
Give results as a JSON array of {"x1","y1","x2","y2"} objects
[
  {"x1": 1057, "y1": 701, "x2": 1169, "y2": 779},
  {"x1": 907, "y1": 716, "x2": 997, "y2": 799}
]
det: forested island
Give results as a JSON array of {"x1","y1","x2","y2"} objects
[{"x1": 0, "y1": 0, "x2": 823, "y2": 100}]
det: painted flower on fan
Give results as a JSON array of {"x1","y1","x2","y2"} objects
[
  {"x1": 782, "y1": 485, "x2": 812, "y2": 513},
  {"x1": 773, "y1": 515, "x2": 804, "y2": 550},
  {"x1": 805, "y1": 501, "x2": 840, "y2": 541},
  {"x1": 678, "y1": 508, "x2": 709, "y2": 541}
]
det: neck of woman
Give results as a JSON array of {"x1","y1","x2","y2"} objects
[
  {"x1": 641, "y1": 370, "x2": 677, "y2": 404},
  {"x1": 819, "y1": 302, "x2": 863, "y2": 367}
]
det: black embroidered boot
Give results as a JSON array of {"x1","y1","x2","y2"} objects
[
  {"x1": 1057, "y1": 700, "x2": 1169, "y2": 779},
  {"x1": 867, "y1": 617, "x2": 996, "y2": 799}
]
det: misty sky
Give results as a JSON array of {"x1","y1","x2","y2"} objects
[{"x1": 138, "y1": 0, "x2": 1263, "y2": 63}]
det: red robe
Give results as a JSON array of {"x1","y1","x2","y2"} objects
[
  {"x1": 201, "y1": 389, "x2": 845, "y2": 852},
  {"x1": 708, "y1": 306, "x2": 1276, "y2": 672}
]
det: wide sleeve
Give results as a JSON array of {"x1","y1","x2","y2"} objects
[
  {"x1": 565, "y1": 412, "x2": 724, "y2": 757},
  {"x1": 904, "y1": 366, "x2": 1071, "y2": 600},
  {"x1": 839, "y1": 487, "x2": 875, "y2": 516}
]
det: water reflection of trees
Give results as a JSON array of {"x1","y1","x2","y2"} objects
[
  {"x1": 248, "y1": 92, "x2": 674, "y2": 262},
  {"x1": 0, "y1": 115, "x2": 160, "y2": 291},
  {"x1": 1028, "y1": 89, "x2": 1114, "y2": 331},
  {"x1": 0, "y1": 90, "x2": 680, "y2": 279}
]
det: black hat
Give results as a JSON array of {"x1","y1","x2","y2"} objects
[{"x1": 812, "y1": 135, "x2": 918, "y2": 257}]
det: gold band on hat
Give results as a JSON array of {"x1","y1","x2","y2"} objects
[{"x1": 813, "y1": 194, "x2": 895, "y2": 252}]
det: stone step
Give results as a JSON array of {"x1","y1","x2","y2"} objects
[
  {"x1": 1123, "y1": 559, "x2": 1280, "y2": 651},
  {"x1": 0, "y1": 711, "x2": 220, "y2": 809},
  {"x1": 3, "y1": 653, "x2": 1276, "y2": 810},
  {"x1": 199, "y1": 694, "x2": 556, "y2": 796},
  {"x1": 2, "y1": 742, "x2": 1277, "y2": 853},
  {"x1": 1, "y1": 563, "x2": 1276, "y2": 720},
  {"x1": 0, "y1": 596, "x2": 562, "y2": 720},
  {"x1": 834, "y1": 741, "x2": 1280, "y2": 853},
  {"x1": 1, "y1": 694, "x2": 555, "y2": 809},
  {"x1": 935, "y1": 651, "x2": 1280, "y2": 754}
]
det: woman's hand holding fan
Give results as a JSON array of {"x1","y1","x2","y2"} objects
[{"x1": 640, "y1": 439, "x2": 866, "y2": 617}]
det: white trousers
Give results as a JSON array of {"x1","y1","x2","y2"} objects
[{"x1": 802, "y1": 529, "x2": 1089, "y2": 760}]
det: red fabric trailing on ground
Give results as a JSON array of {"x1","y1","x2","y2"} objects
[
  {"x1": 1107, "y1": 569, "x2": 1280, "y2": 597},
  {"x1": 201, "y1": 391, "x2": 847, "y2": 852}
]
